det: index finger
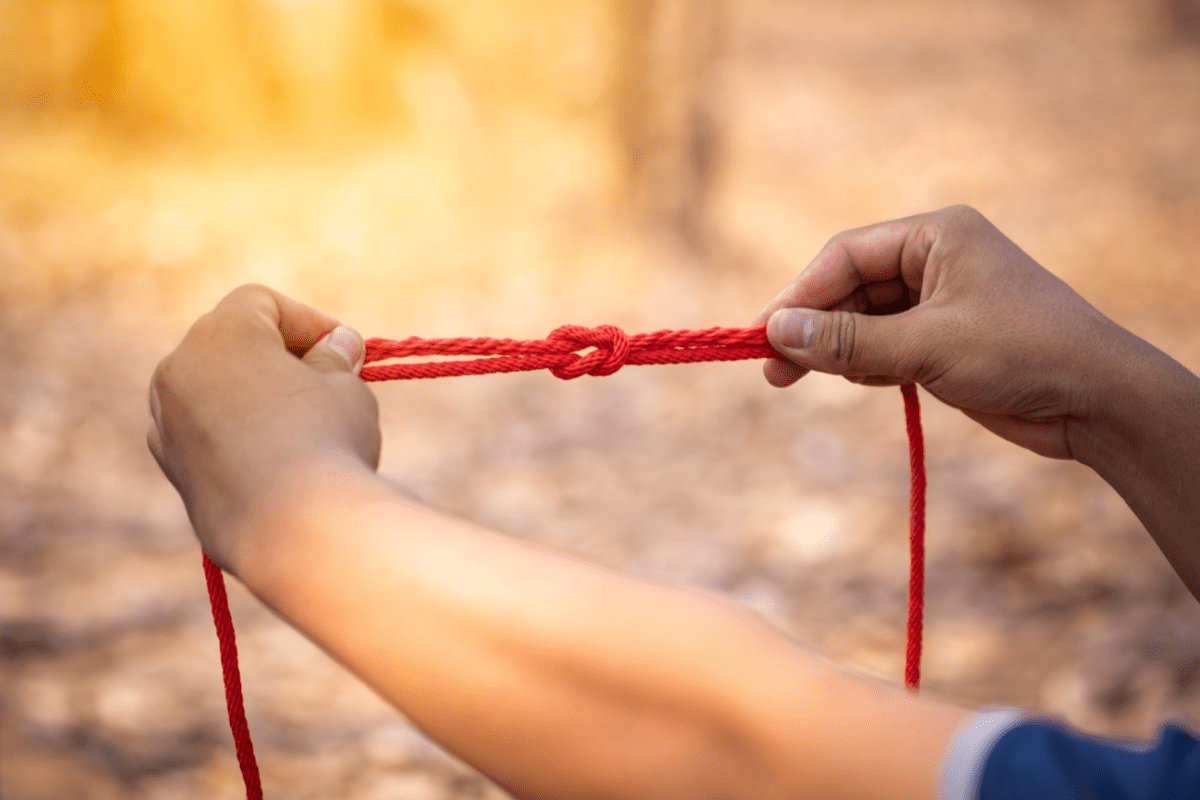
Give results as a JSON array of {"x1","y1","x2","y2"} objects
[
  {"x1": 212, "y1": 283, "x2": 344, "y2": 355},
  {"x1": 147, "y1": 284, "x2": 344, "y2": 437},
  {"x1": 753, "y1": 213, "x2": 937, "y2": 325}
]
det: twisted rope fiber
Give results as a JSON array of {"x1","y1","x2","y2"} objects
[
  {"x1": 202, "y1": 553, "x2": 263, "y2": 800},
  {"x1": 358, "y1": 324, "x2": 779, "y2": 381},
  {"x1": 901, "y1": 382, "x2": 926, "y2": 691},
  {"x1": 202, "y1": 323, "x2": 927, "y2": 799}
]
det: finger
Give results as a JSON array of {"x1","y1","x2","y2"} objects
[
  {"x1": 754, "y1": 212, "x2": 936, "y2": 325},
  {"x1": 856, "y1": 375, "x2": 905, "y2": 387},
  {"x1": 767, "y1": 306, "x2": 928, "y2": 383},
  {"x1": 146, "y1": 421, "x2": 164, "y2": 470},
  {"x1": 147, "y1": 365, "x2": 163, "y2": 428},
  {"x1": 145, "y1": 418, "x2": 183, "y2": 493},
  {"x1": 839, "y1": 281, "x2": 908, "y2": 315},
  {"x1": 145, "y1": 358, "x2": 182, "y2": 485},
  {"x1": 861, "y1": 278, "x2": 910, "y2": 312},
  {"x1": 146, "y1": 361, "x2": 167, "y2": 463},
  {"x1": 763, "y1": 358, "x2": 809, "y2": 388},
  {"x1": 215, "y1": 284, "x2": 343, "y2": 354},
  {"x1": 302, "y1": 325, "x2": 366, "y2": 376}
]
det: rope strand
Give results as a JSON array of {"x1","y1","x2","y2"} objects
[
  {"x1": 202, "y1": 553, "x2": 263, "y2": 800},
  {"x1": 204, "y1": 323, "x2": 927, "y2": 798},
  {"x1": 359, "y1": 324, "x2": 777, "y2": 381},
  {"x1": 901, "y1": 383, "x2": 926, "y2": 692}
]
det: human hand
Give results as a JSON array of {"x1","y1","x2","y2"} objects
[
  {"x1": 755, "y1": 205, "x2": 1152, "y2": 460},
  {"x1": 147, "y1": 285, "x2": 380, "y2": 574}
]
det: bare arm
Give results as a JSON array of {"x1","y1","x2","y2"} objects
[
  {"x1": 242, "y1": 457, "x2": 969, "y2": 800},
  {"x1": 148, "y1": 285, "x2": 970, "y2": 800},
  {"x1": 1069, "y1": 342, "x2": 1200, "y2": 600}
]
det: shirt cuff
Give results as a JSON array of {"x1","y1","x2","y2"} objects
[{"x1": 940, "y1": 707, "x2": 1029, "y2": 800}]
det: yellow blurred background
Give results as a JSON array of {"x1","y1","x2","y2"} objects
[
  {"x1": 4, "y1": 0, "x2": 1200, "y2": 326},
  {"x1": 0, "y1": 0, "x2": 728, "y2": 331},
  {"x1": 3, "y1": 1, "x2": 1200, "y2": 798}
]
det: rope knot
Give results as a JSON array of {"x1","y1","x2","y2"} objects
[{"x1": 546, "y1": 324, "x2": 631, "y2": 379}]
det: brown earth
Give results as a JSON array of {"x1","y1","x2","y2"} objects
[{"x1": 3, "y1": 1, "x2": 1200, "y2": 797}]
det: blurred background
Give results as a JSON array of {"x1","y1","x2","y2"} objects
[{"x1": 2, "y1": 0, "x2": 1200, "y2": 797}]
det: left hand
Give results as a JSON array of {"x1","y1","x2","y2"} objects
[{"x1": 147, "y1": 284, "x2": 381, "y2": 574}]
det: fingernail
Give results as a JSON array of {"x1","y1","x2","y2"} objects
[
  {"x1": 773, "y1": 309, "x2": 815, "y2": 349},
  {"x1": 325, "y1": 326, "x2": 363, "y2": 371}
]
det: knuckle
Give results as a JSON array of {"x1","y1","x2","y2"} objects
[
  {"x1": 941, "y1": 203, "x2": 978, "y2": 219},
  {"x1": 940, "y1": 203, "x2": 985, "y2": 231},
  {"x1": 228, "y1": 282, "x2": 271, "y2": 299},
  {"x1": 150, "y1": 356, "x2": 181, "y2": 402},
  {"x1": 183, "y1": 309, "x2": 223, "y2": 350},
  {"x1": 830, "y1": 312, "x2": 858, "y2": 369},
  {"x1": 823, "y1": 228, "x2": 855, "y2": 255},
  {"x1": 217, "y1": 283, "x2": 275, "y2": 315}
]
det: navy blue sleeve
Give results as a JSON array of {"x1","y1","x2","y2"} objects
[{"x1": 979, "y1": 716, "x2": 1200, "y2": 800}]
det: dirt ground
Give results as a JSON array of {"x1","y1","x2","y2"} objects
[{"x1": 3, "y1": 1, "x2": 1200, "y2": 798}]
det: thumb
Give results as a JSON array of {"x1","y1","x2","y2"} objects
[
  {"x1": 767, "y1": 307, "x2": 920, "y2": 382},
  {"x1": 304, "y1": 325, "x2": 365, "y2": 375}
]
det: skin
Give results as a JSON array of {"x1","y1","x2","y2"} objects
[
  {"x1": 754, "y1": 205, "x2": 1200, "y2": 603},
  {"x1": 148, "y1": 205, "x2": 1200, "y2": 798}
]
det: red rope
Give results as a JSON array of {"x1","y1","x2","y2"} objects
[
  {"x1": 202, "y1": 553, "x2": 263, "y2": 800},
  {"x1": 203, "y1": 323, "x2": 927, "y2": 798},
  {"x1": 359, "y1": 324, "x2": 778, "y2": 381},
  {"x1": 901, "y1": 383, "x2": 926, "y2": 693}
]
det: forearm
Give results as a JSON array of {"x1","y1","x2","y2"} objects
[
  {"x1": 232, "y1": 458, "x2": 967, "y2": 800},
  {"x1": 1072, "y1": 337, "x2": 1200, "y2": 601}
]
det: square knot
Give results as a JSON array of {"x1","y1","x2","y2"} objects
[{"x1": 546, "y1": 324, "x2": 631, "y2": 378}]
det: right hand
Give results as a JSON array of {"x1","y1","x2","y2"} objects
[{"x1": 754, "y1": 205, "x2": 1152, "y2": 460}]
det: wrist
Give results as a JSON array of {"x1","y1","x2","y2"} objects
[
  {"x1": 223, "y1": 451, "x2": 385, "y2": 586},
  {"x1": 1067, "y1": 336, "x2": 1196, "y2": 473}
]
